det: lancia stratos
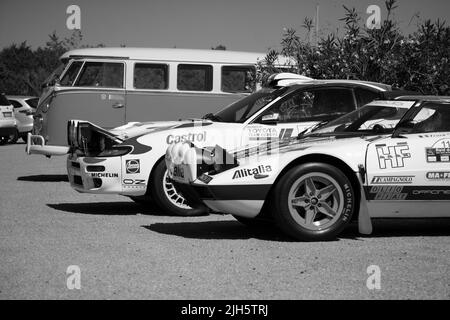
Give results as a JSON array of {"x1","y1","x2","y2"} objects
[
  {"x1": 66, "y1": 73, "x2": 402, "y2": 216},
  {"x1": 167, "y1": 98, "x2": 450, "y2": 240}
]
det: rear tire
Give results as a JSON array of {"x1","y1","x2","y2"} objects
[
  {"x1": 272, "y1": 163, "x2": 355, "y2": 241},
  {"x1": 150, "y1": 160, "x2": 208, "y2": 216}
]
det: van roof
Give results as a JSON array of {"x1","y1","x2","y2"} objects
[{"x1": 61, "y1": 47, "x2": 275, "y2": 64}]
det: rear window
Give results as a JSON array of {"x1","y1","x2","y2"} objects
[
  {"x1": 0, "y1": 94, "x2": 11, "y2": 106},
  {"x1": 177, "y1": 64, "x2": 212, "y2": 91},
  {"x1": 75, "y1": 62, "x2": 124, "y2": 88},
  {"x1": 25, "y1": 98, "x2": 39, "y2": 108},
  {"x1": 221, "y1": 66, "x2": 255, "y2": 93},
  {"x1": 9, "y1": 100, "x2": 22, "y2": 108},
  {"x1": 134, "y1": 63, "x2": 168, "y2": 89}
]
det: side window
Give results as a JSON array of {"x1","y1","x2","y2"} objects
[
  {"x1": 60, "y1": 61, "x2": 83, "y2": 86},
  {"x1": 257, "y1": 88, "x2": 355, "y2": 123},
  {"x1": 177, "y1": 64, "x2": 212, "y2": 91},
  {"x1": 221, "y1": 66, "x2": 255, "y2": 93},
  {"x1": 9, "y1": 100, "x2": 22, "y2": 108},
  {"x1": 410, "y1": 104, "x2": 450, "y2": 133},
  {"x1": 134, "y1": 63, "x2": 168, "y2": 89},
  {"x1": 355, "y1": 88, "x2": 380, "y2": 107},
  {"x1": 75, "y1": 62, "x2": 124, "y2": 88}
]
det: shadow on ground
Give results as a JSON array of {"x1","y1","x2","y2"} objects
[
  {"x1": 144, "y1": 218, "x2": 450, "y2": 241},
  {"x1": 18, "y1": 174, "x2": 69, "y2": 182},
  {"x1": 143, "y1": 220, "x2": 294, "y2": 241},
  {"x1": 47, "y1": 201, "x2": 163, "y2": 216}
]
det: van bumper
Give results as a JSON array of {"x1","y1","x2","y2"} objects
[{"x1": 26, "y1": 133, "x2": 69, "y2": 156}]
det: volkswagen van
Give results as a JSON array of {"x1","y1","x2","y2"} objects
[{"x1": 27, "y1": 47, "x2": 283, "y2": 156}]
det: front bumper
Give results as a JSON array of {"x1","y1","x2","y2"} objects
[
  {"x1": 26, "y1": 133, "x2": 69, "y2": 156},
  {"x1": 67, "y1": 154, "x2": 124, "y2": 194},
  {"x1": 0, "y1": 126, "x2": 17, "y2": 137}
]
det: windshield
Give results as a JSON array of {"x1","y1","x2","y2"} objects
[
  {"x1": 42, "y1": 63, "x2": 66, "y2": 88},
  {"x1": 310, "y1": 104, "x2": 409, "y2": 136},
  {"x1": 207, "y1": 87, "x2": 289, "y2": 123}
]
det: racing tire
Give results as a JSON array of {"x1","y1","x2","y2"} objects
[
  {"x1": 150, "y1": 160, "x2": 208, "y2": 216},
  {"x1": 272, "y1": 163, "x2": 355, "y2": 241}
]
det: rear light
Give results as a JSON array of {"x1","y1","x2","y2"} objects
[{"x1": 96, "y1": 146, "x2": 132, "y2": 157}]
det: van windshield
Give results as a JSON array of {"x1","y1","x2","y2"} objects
[
  {"x1": 205, "y1": 87, "x2": 289, "y2": 123},
  {"x1": 42, "y1": 63, "x2": 66, "y2": 88}
]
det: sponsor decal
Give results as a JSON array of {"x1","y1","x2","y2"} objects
[
  {"x1": 368, "y1": 186, "x2": 408, "y2": 200},
  {"x1": 232, "y1": 165, "x2": 272, "y2": 179},
  {"x1": 371, "y1": 176, "x2": 414, "y2": 184},
  {"x1": 90, "y1": 172, "x2": 119, "y2": 178},
  {"x1": 366, "y1": 185, "x2": 450, "y2": 200},
  {"x1": 173, "y1": 166, "x2": 185, "y2": 179},
  {"x1": 248, "y1": 127, "x2": 278, "y2": 141},
  {"x1": 198, "y1": 173, "x2": 213, "y2": 184},
  {"x1": 426, "y1": 172, "x2": 450, "y2": 181},
  {"x1": 166, "y1": 131, "x2": 206, "y2": 144},
  {"x1": 125, "y1": 159, "x2": 140, "y2": 174},
  {"x1": 426, "y1": 139, "x2": 450, "y2": 163},
  {"x1": 122, "y1": 179, "x2": 146, "y2": 185},
  {"x1": 375, "y1": 142, "x2": 410, "y2": 169}
]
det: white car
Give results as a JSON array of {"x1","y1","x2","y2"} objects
[
  {"x1": 0, "y1": 93, "x2": 18, "y2": 145},
  {"x1": 67, "y1": 74, "x2": 397, "y2": 216},
  {"x1": 7, "y1": 96, "x2": 38, "y2": 142},
  {"x1": 167, "y1": 98, "x2": 450, "y2": 240}
]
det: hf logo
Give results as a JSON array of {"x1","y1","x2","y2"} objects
[{"x1": 376, "y1": 142, "x2": 411, "y2": 169}]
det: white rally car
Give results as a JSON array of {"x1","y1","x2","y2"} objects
[
  {"x1": 167, "y1": 98, "x2": 450, "y2": 240},
  {"x1": 67, "y1": 74, "x2": 397, "y2": 216}
]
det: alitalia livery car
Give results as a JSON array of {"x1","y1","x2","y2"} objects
[
  {"x1": 167, "y1": 98, "x2": 450, "y2": 240},
  {"x1": 66, "y1": 74, "x2": 398, "y2": 216}
]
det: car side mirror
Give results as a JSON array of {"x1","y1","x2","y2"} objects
[{"x1": 261, "y1": 113, "x2": 279, "y2": 124}]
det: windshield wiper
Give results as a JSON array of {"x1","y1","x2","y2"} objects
[
  {"x1": 202, "y1": 113, "x2": 223, "y2": 122},
  {"x1": 297, "y1": 120, "x2": 329, "y2": 139}
]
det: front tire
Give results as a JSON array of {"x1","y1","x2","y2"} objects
[
  {"x1": 272, "y1": 163, "x2": 355, "y2": 241},
  {"x1": 150, "y1": 160, "x2": 208, "y2": 216}
]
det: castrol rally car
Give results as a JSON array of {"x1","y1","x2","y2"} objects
[
  {"x1": 167, "y1": 98, "x2": 450, "y2": 240},
  {"x1": 66, "y1": 74, "x2": 399, "y2": 216}
]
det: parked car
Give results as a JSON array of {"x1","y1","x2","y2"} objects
[
  {"x1": 0, "y1": 93, "x2": 18, "y2": 145},
  {"x1": 7, "y1": 96, "x2": 38, "y2": 142},
  {"x1": 65, "y1": 73, "x2": 405, "y2": 216},
  {"x1": 167, "y1": 97, "x2": 450, "y2": 241}
]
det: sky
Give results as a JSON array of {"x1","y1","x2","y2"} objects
[{"x1": 1, "y1": 0, "x2": 449, "y2": 53}]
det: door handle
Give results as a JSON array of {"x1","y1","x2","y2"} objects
[{"x1": 112, "y1": 102, "x2": 124, "y2": 109}]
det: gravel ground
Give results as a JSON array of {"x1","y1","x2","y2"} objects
[{"x1": 0, "y1": 143, "x2": 449, "y2": 299}]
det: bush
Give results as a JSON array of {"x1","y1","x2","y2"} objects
[{"x1": 259, "y1": 0, "x2": 449, "y2": 95}]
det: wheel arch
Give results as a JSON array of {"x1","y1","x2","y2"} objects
[{"x1": 263, "y1": 153, "x2": 362, "y2": 221}]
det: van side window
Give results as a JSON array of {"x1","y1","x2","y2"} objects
[
  {"x1": 75, "y1": 62, "x2": 124, "y2": 88},
  {"x1": 60, "y1": 61, "x2": 83, "y2": 86},
  {"x1": 134, "y1": 64, "x2": 168, "y2": 90},
  {"x1": 222, "y1": 66, "x2": 255, "y2": 93},
  {"x1": 177, "y1": 64, "x2": 212, "y2": 91}
]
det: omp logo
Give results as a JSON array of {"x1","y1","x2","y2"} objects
[
  {"x1": 166, "y1": 132, "x2": 206, "y2": 144},
  {"x1": 375, "y1": 142, "x2": 411, "y2": 169},
  {"x1": 371, "y1": 176, "x2": 414, "y2": 184},
  {"x1": 426, "y1": 172, "x2": 450, "y2": 180},
  {"x1": 125, "y1": 159, "x2": 140, "y2": 174},
  {"x1": 232, "y1": 165, "x2": 272, "y2": 179}
]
